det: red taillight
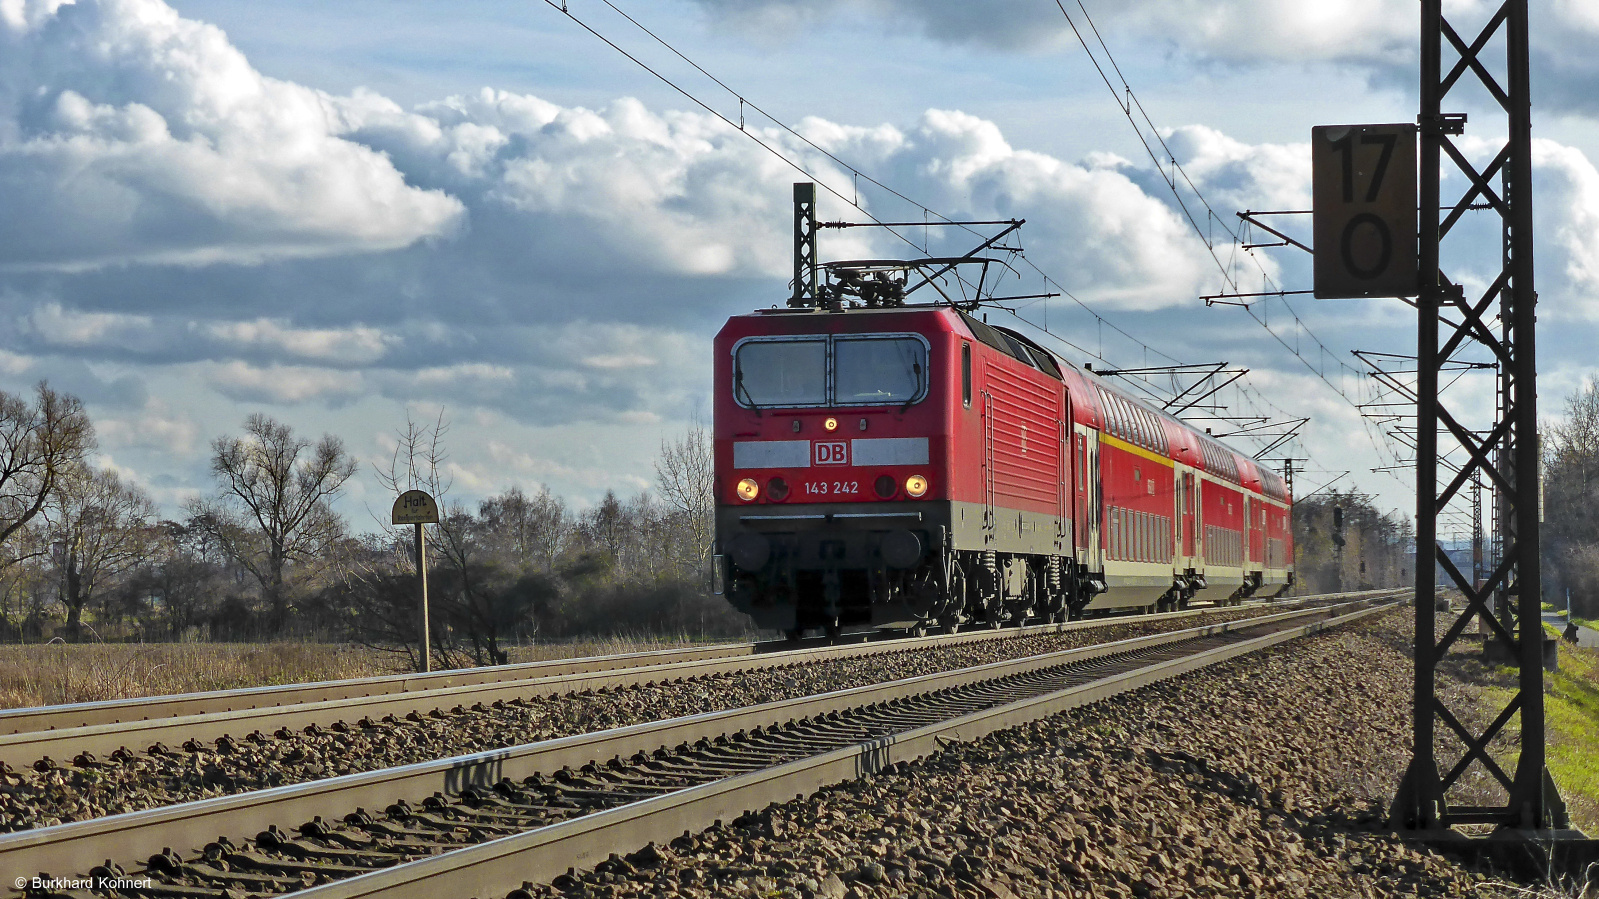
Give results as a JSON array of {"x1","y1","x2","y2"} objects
[
  {"x1": 874, "y1": 474, "x2": 897, "y2": 499},
  {"x1": 767, "y1": 477, "x2": 790, "y2": 501}
]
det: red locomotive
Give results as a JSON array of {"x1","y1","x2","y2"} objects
[{"x1": 713, "y1": 191, "x2": 1292, "y2": 637}]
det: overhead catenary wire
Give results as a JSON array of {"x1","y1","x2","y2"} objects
[
  {"x1": 545, "y1": 0, "x2": 1322, "y2": 468},
  {"x1": 1051, "y1": 0, "x2": 1407, "y2": 481},
  {"x1": 540, "y1": 0, "x2": 1381, "y2": 476}
]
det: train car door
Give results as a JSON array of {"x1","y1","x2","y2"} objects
[
  {"x1": 1243, "y1": 497, "x2": 1255, "y2": 566},
  {"x1": 1058, "y1": 389, "x2": 1072, "y2": 550},
  {"x1": 1180, "y1": 471, "x2": 1196, "y2": 560},
  {"x1": 1076, "y1": 427, "x2": 1102, "y2": 573}
]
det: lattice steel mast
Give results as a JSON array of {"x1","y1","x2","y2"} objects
[{"x1": 1391, "y1": 0, "x2": 1567, "y2": 832}]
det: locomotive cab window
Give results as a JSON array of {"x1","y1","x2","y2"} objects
[
  {"x1": 834, "y1": 336, "x2": 927, "y2": 405},
  {"x1": 734, "y1": 338, "x2": 827, "y2": 407},
  {"x1": 732, "y1": 334, "x2": 928, "y2": 409}
]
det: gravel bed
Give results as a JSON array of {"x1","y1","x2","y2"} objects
[
  {"x1": 0, "y1": 606, "x2": 1280, "y2": 831},
  {"x1": 513, "y1": 609, "x2": 1528, "y2": 899}
]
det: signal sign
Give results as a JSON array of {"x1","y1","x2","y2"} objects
[
  {"x1": 1312, "y1": 123, "x2": 1418, "y2": 298},
  {"x1": 391, "y1": 489, "x2": 440, "y2": 525}
]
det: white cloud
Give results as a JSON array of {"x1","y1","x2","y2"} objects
[
  {"x1": 341, "y1": 88, "x2": 837, "y2": 281},
  {"x1": 206, "y1": 361, "x2": 365, "y2": 404},
  {"x1": 22, "y1": 301, "x2": 153, "y2": 347},
  {"x1": 0, "y1": 349, "x2": 31, "y2": 374},
  {"x1": 95, "y1": 397, "x2": 197, "y2": 453},
  {"x1": 1534, "y1": 138, "x2": 1599, "y2": 318},
  {"x1": 1160, "y1": 126, "x2": 1311, "y2": 213},
  {"x1": 887, "y1": 109, "x2": 1251, "y2": 308},
  {"x1": 201, "y1": 319, "x2": 395, "y2": 365},
  {"x1": 407, "y1": 363, "x2": 517, "y2": 386},
  {"x1": 0, "y1": 0, "x2": 464, "y2": 271}
]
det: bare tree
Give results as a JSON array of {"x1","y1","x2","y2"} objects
[
  {"x1": 194, "y1": 414, "x2": 356, "y2": 626},
  {"x1": 654, "y1": 423, "x2": 713, "y2": 564},
  {"x1": 1544, "y1": 378, "x2": 1599, "y2": 615},
  {"x1": 46, "y1": 466, "x2": 156, "y2": 640},
  {"x1": 477, "y1": 486, "x2": 569, "y2": 574},
  {"x1": 658, "y1": 422, "x2": 716, "y2": 575},
  {"x1": 122, "y1": 520, "x2": 230, "y2": 638},
  {"x1": 0, "y1": 383, "x2": 95, "y2": 567},
  {"x1": 373, "y1": 409, "x2": 453, "y2": 502}
]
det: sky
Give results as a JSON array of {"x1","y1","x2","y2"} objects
[{"x1": 3, "y1": 0, "x2": 1597, "y2": 540}]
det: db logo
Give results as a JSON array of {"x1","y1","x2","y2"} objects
[{"x1": 813, "y1": 441, "x2": 849, "y2": 466}]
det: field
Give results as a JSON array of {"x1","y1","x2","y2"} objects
[
  {"x1": 0, "y1": 635, "x2": 722, "y2": 710},
  {"x1": 1472, "y1": 639, "x2": 1599, "y2": 834}
]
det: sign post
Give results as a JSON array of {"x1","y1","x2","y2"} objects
[
  {"x1": 1311, "y1": 123, "x2": 1418, "y2": 299},
  {"x1": 391, "y1": 489, "x2": 440, "y2": 673}
]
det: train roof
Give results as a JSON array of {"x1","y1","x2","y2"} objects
[{"x1": 724, "y1": 303, "x2": 1289, "y2": 501}]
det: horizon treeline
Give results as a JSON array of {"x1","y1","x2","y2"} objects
[
  {"x1": 6, "y1": 377, "x2": 1596, "y2": 659},
  {"x1": 1291, "y1": 488, "x2": 1414, "y2": 594},
  {"x1": 0, "y1": 390, "x2": 748, "y2": 663}
]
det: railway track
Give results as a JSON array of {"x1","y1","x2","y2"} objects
[
  {"x1": 4, "y1": 593, "x2": 1406, "y2": 899},
  {"x1": 0, "y1": 591, "x2": 1398, "y2": 773}
]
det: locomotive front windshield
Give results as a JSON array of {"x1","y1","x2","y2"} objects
[
  {"x1": 734, "y1": 339, "x2": 828, "y2": 406},
  {"x1": 834, "y1": 337, "x2": 924, "y2": 403},
  {"x1": 734, "y1": 334, "x2": 927, "y2": 408}
]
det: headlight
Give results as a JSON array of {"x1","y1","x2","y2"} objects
[
  {"x1": 767, "y1": 477, "x2": 790, "y2": 501},
  {"x1": 905, "y1": 474, "x2": 929, "y2": 498},
  {"x1": 824, "y1": 416, "x2": 839, "y2": 432},
  {"x1": 736, "y1": 478, "x2": 760, "y2": 501}
]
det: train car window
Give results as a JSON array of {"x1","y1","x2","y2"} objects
[
  {"x1": 734, "y1": 339, "x2": 827, "y2": 407},
  {"x1": 833, "y1": 336, "x2": 928, "y2": 406},
  {"x1": 962, "y1": 343, "x2": 972, "y2": 408},
  {"x1": 1098, "y1": 390, "x2": 1116, "y2": 438}
]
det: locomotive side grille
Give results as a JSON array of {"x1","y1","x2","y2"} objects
[{"x1": 985, "y1": 363, "x2": 1062, "y2": 512}]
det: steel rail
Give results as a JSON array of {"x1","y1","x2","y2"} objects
[
  {"x1": 0, "y1": 596, "x2": 1403, "y2": 893},
  {"x1": 0, "y1": 591, "x2": 1400, "y2": 771},
  {"x1": 304, "y1": 599, "x2": 1404, "y2": 899},
  {"x1": 0, "y1": 589, "x2": 1393, "y2": 738}
]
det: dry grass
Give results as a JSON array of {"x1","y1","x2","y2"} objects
[
  {"x1": 501, "y1": 633, "x2": 743, "y2": 665},
  {"x1": 0, "y1": 642, "x2": 394, "y2": 709},
  {"x1": 0, "y1": 633, "x2": 743, "y2": 710}
]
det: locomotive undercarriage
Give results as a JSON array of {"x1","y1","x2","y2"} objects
[{"x1": 719, "y1": 502, "x2": 1105, "y2": 637}]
